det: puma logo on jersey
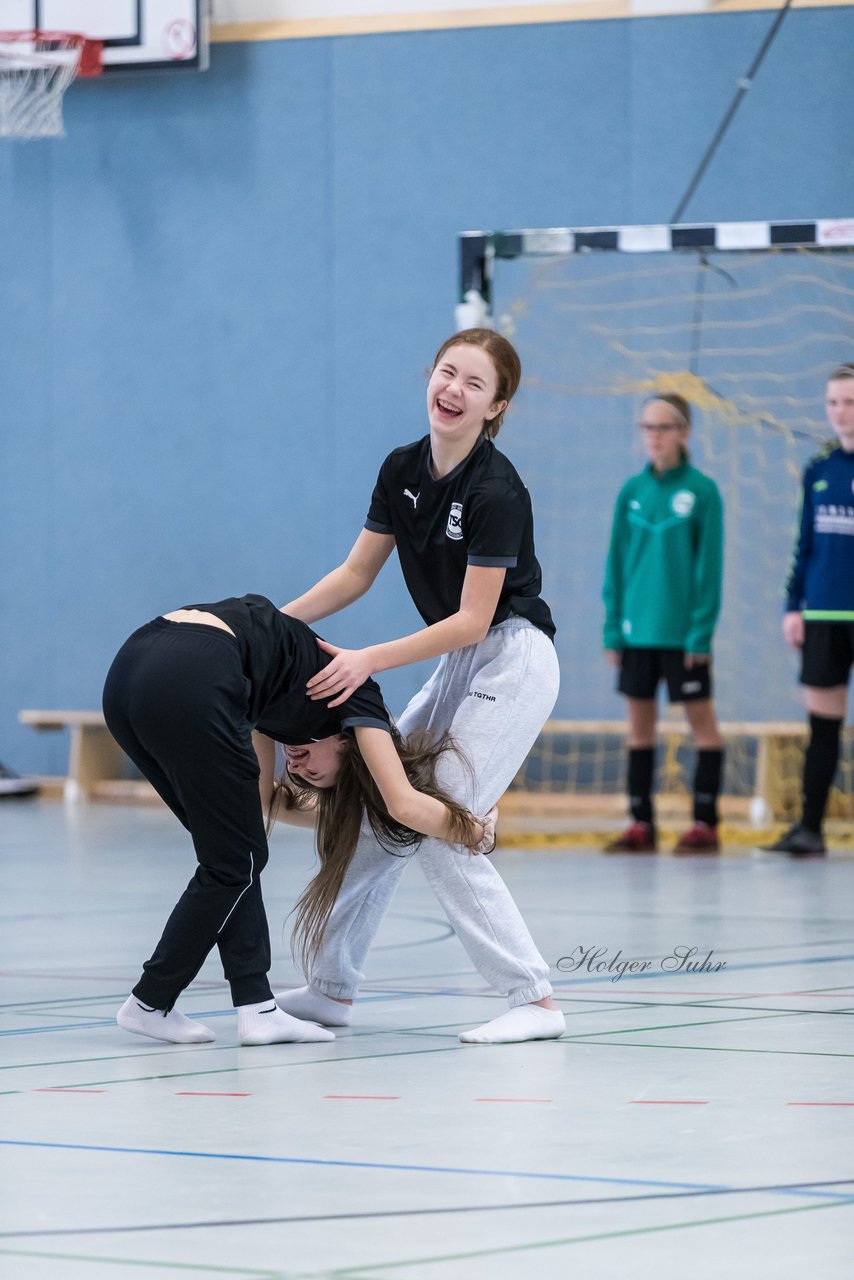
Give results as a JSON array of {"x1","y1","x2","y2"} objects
[
  {"x1": 446, "y1": 501, "x2": 463, "y2": 540},
  {"x1": 404, "y1": 489, "x2": 420, "y2": 509}
]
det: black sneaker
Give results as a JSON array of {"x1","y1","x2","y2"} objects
[
  {"x1": 0, "y1": 761, "x2": 39, "y2": 798},
  {"x1": 760, "y1": 823, "x2": 826, "y2": 858}
]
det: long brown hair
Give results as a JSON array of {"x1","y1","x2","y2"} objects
[
  {"x1": 432, "y1": 328, "x2": 522, "y2": 439},
  {"x1": 268, "y1": 729, "x2": 481, "y2": 973}
]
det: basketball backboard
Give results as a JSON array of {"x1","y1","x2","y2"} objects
[{"x1": 0, "y1": 0, "x2": 208, "y2": 71}]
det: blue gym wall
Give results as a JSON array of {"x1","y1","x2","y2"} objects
[{"x1": 2, "y1": 8, "x2": 853, "y2": 774}]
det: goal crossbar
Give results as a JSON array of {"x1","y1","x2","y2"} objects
[{"x1": 459, "y1": 218, "x2": 854, "y2": 313}]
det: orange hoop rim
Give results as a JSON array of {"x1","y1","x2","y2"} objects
[{"x1": 0, "y1": 30, "x2": 103, "y2": 77}]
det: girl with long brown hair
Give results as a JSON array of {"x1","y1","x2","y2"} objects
[
  {"x1": 103, "y1": 592, "x2": 493, "y2": 1048},
  {"x1": 277, "y1": 328, "x2": 564, "y2": 1045}
]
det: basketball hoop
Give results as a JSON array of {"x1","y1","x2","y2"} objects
[{"x1": 0, "y1": 31, "x2": 103, "y2": 139}]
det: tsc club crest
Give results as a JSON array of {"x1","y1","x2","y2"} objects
[
  {"x1": 671, "y1": 490, "x2": 696, "y2": 517},
  {"x1": 446, "y1": 502, "x2": 463, "y2": 540}
]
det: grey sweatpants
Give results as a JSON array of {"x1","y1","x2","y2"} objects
[{"x1": 309, "y1": 617, "x2": 561, "y2": 1008}]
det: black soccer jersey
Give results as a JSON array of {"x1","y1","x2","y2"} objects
[
  {"x1": 365, "y1": 436, "x2": 555, "y2": 638},
  {"x1": 183, "y1": 594, "x2": 391, "y2": 746}
]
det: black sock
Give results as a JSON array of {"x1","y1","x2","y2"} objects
[
  {"x1": 693, "y1": 748, "x2": 724, "y2": 826},
  {"x1": 628, "y1": 747, "x2": 655, "y2": 825},
  {"x1": 802, "y1": 714, "x2": 842, "y2": 835}
]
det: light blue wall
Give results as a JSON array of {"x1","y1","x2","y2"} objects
[{"x1": 3, "y1": 10, "x2": 853, "y2": 772}]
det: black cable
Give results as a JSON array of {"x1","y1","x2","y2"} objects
[{"x1": 671, "y1": 0, "x2": 795, "y2": 224}]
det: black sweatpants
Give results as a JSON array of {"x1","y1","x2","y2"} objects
[{"x1": 102, "y1": 618, "x2": 272, "y2": 1010}]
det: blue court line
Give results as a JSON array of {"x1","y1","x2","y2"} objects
[
  {"x1": 0, "y1": 1010, "x2": 238, "y2": 1037},
  {"x1": 0, "y1": 1141, "x2": 843, "y2": 1204},
  {"x1": 0, "y1": 993, "x2": 156, "y2": 1010},
  {"x1": 0, "y1": 1140, "x2": 733, "y2": 1192},
  {"x1": 0, "y1": 1020, "x2": 128, "y2": 1037}
]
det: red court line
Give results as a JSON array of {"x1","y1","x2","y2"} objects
[
  {"x1": 787, "y1": 1102, "x2": 854, "y2": 1107},
  {"x1": 631, "y1": 1100, "x2": 709, "y2": 1105},
  {"x1": 34, "y1": 1088, "x2": 106, "y2": 1093},
  {"x1": 175, "y1": 1092, "x2": 250, "y2": 1097},
  {"x1": 324, "y1": 1094, "x2": 400, "y2": 1100},
  {"x1": 475, "y1": 1098, "x2": 552, "y2": 1104}
]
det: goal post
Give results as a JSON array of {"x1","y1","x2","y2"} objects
[{"x1": 456, "y1": 219, "x2": 854, "y2": 833}]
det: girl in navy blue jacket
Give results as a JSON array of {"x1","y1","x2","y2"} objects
[{"x1": 763, "y1": 364, "x2": 854, "y2": 856}]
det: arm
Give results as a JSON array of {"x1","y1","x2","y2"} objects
[
  {"x1": 781, "y1": 471, "x2": 813, "y2": 651},
  {"x1": 253, "y1": 731, "x2": 277, "y2": 817},
  {"x1": 307, "y1": 565, "x2": 507, "y2": 707},
  {"x1": 784, "y1": 469, "x2": 813, "y2": 617},
  {"x1": 685, "y1": 483, "x2": 724, "y2": 656},
  {"x1": 253, "y1": 731, "x2": 319, "y2": 829},
  {"x1": 602, "y1": 490, "x2": 626, "y2": 651},
  {"x1": 354, "y1": 726, "x2": 490, "y2": 849},
  {"x1": 783, "y1": 611, "x2": 805, "y2": 650},
  {"x1": 281, "y1": 528, "x2": 396, "y2": 624}
]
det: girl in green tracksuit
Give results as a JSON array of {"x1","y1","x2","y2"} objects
[{"x1": 602, "y1": 394, "x2": 725, "y2": 854}]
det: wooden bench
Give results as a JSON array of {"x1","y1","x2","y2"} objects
[
  {"x1": 18, "y1": 711, "x2": 849, "y2": 821},
  {"x1": 18, "y1": 710, "x2": 155, "y2": 803}
]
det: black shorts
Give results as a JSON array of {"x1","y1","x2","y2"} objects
[
  {"x1": 618, "y1": 647, "x2": 712, "y2": 703},
  {"x1": 800, "y1": 621, "x2": 854, "y2": 688}
]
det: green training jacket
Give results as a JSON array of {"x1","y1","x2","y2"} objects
[{"x1": 602, "y1": 459, "x2": 724, "y2": 654}]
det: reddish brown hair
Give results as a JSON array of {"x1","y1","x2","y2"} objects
[{"x1": 432, "y1": 328, "x2": 522, "y2": 439}]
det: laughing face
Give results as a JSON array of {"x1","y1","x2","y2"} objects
[
  {"x1": 426, "y1": 343, "x2": 507, "y2": 445},
  {"x1": 284, "y1": 735, "x2": 348, "y2": 789}
]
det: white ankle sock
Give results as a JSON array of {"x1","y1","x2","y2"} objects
[
  {"x1": 117, "y1": 995, "x2": 215, "y2": 1044},
  {"x1": 237, "y1": 1000, "x2": 335, "y2": 1046},
  {"x1": 459, "y1": 1004, "x2": 566, "y2": 1045},
  {"x1": 274, "y1": 985, "x2": 353, "y2": 1027}
]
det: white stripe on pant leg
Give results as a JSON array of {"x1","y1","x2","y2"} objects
[{"x1": 216, "y1": 850, "x2": 255, "y2": 934}]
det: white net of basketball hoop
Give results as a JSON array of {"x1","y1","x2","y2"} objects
[{"x1": 0, "y1": 32, "x2": 101, "y2": 139}]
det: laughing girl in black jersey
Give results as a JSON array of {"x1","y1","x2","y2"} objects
[{"x1": 277, "y1": 329, "x2": 564, "y2": 1045}]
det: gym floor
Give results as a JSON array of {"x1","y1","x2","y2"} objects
[{"x1": 2, "y1": 801, "x2": 852, "y2": 1279}]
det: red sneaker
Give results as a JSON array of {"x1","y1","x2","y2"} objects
[
  {"x1": 673, "y1": 822, "x2": 720, "y2": 855},
  {"x1": 603, "y1": 822, "x2": 657, "y2": 854}
]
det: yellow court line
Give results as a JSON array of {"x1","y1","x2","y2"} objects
[{"x1": 212, "y1": 0, "x2": 853, "y2": 43}]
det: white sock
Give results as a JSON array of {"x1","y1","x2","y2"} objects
[
  {"x1": 274, "y1": 985, "x2": 353, "y2": 1027},
  {"x1": 237, "y1": 1000, "x2": 335, "y2": 1046},
  {"x1": 459, "y1": 1004, "x2": 566, "y2": 1045},
  {"x1": 117, "y1": 995, "x2": 215, "y2": 1044}
]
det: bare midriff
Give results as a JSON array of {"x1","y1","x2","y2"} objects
[{"x1": 162, "y1": 609, "x2": 236, "y2": 637}]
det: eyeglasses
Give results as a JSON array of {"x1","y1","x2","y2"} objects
[{"x1": 639, "y1": 422, "x2": 682, "y2": 433}]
